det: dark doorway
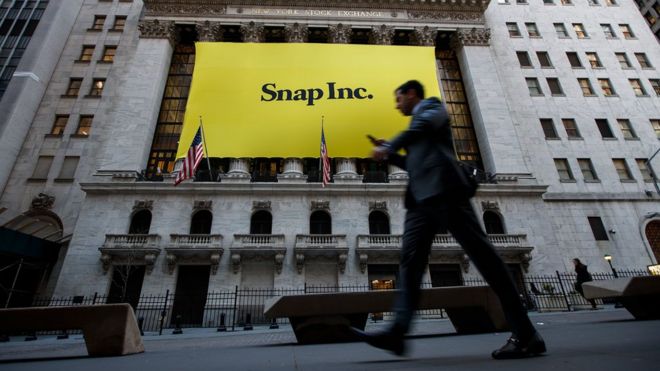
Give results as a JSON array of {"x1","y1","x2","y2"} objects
[
  {"x1": 250, "y1": 210, "x2": 272, "y2": 234},
  {"x1": 369, "y1": 211, "x2": 391, "y2": 234},
  {"x1": 429, "y1": 264, "x2": 462, "y2": 287},
  {"x1": 190, "y1": 210, "x2": 212, "y2": 234},
  {"x1": 645, "y1": 220, "x2": 660, "y2": 263},
  {"x1": 483, "y1": 211, "x2": 505, "y2": 234},
  {"x1": 171, "y1": 265, "x2": 210, "y2": 326},
  {"x1": 310, "y1": 210, "x2": 331, "y2": 234},
  {"x1": 129, "y1": 210, "x2": 152, "y2": 234},
  {"x1": 368, "y1": 264, "x2": 399, "y2": 289},
  {"x1": 107, "y1": 265, "x2": 146, "y2": 310}
]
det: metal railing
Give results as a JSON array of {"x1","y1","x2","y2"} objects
[{"x1": 19, "y1": 269, "x2": 650, "y2": 336}]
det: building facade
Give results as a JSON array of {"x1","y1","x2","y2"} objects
[{"x1": 0, "y1": 0, "x2": 659, "y2": 309}]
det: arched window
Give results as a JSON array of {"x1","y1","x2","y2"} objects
[
  {"x1": 190, "y1": 210, "x2": 213, "y2": 234},
  {"x1": 129, "y1": 210, "x2": 152, "y2": 234},
  {"x1": 645, "y1": 220, "x2": 660, "y2": 263},
  {"x1": 369, "y1": 211, "x2": 390, "y2": 234},
  {"x1": 310, "y1": 210, "x2": 331, "y2": 234},
  {"x1": 483, "y1": 211, "x2": 505, "y2": 234},
  {"x1": 250, "y1": 210, "x2": 272, "y2": 234}
]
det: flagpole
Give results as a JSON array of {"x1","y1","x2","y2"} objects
[
  {"x1": 199, "y1": 116, "x2": 214, "y2": 181},
  {"x1": 319, "y1": 116, "x2": 324, "y2": 183}
]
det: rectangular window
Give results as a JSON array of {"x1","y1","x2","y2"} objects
[
  {"x1": 526, "y1": 78, "x2": 543, "y2": 95},
  {"x1": 526, "y1": 22, "x2": 541, "y2": 37},
  {"x1": 64, "y1": 78, "x2": 82, "y2": 97},
  {"x1": 586, "y1": 52, "x2": 602, "y2": 68},
  {"x1": 601, "y1": 24, "x2": 616, "y2": 38},
  {"x1": 617, "y1": 119, "x2": 637, "y2": 139},
  {"x1": 547, "y1": 77, "x2": 564, "y2": 95},
  {"x1": 578, "y1": 158, "x2": 599, "y2": 181},
  {"x1": 595, "y1": 119, "x2": 615, "y2": 138},
  {"x1": 605, "y1": 0, "x2": 617, "y2": 5},
  {"x1": 636, "y1": 159, "x2": 655, "y2": 182},
  {"x1": 100, "y1": 45, "x2": 116, "y2": 62},
  {"x1": 616, "y1": 52, "x2": 632, "y2": 68},
  {"x1": 598, "y1": 79, "x2": 616, "y2": 96},
  {"x1": 588, "y1": 217, "x2": 609, "y2": 241},
  {"x1": 111, "y1": 16, "x2": 126, "y2": 31},
  {"x1": 31, "y1": 156, "x2": 53, "y2": 180},
  {"x1": 578, "y1": 78, "x2": 596, "y2": 96},
  {"x1": 567, "y1": 52, "x2": 582, "y2": 68},
  {"x1": 652, "y1": 119, "x2": 660, "y2": 139},
  {"x1": 562, "y1": 118, "x2": 581, "y2": 138},
  {"x1": 507, "y1": 22, "x2": 521, "y2": 37},
  {"x1": 651, "y1": 80, "x2": 660, "y2": 96},
  {"x1": 543, "y1": 0, "x2": 554, "y2": 4},
  {"x1": 516, "y1": 51, "x2": 532, "y2": 67},
  {"x1": 78, "y1": 45, "x2": 94, "y2": 62},
  {"x1": 516, "y1": 0, "x2": 527, "y2": 3},
  {"x1": 91, "y1": 15, "x2": 106, "y2": 31},
  {"x1": 88, "y1": 78, "x2": 105, "y2": 97},
  {"x1": 619, "y1": 24, "x2": 635, "y2": 39},
  {"x1": 629, "y1": 79, "x2": 647, "y2": 96},
  {"x1": 573, "y1": 23, "x2": 588, "y2": 38},
  {"x1": 57, "y1": 156, "x2": 79, "y2": 180},
  {"x1": 537, "y1": 51, "x2": 553, "y2": 67},
  {"x1": 561, "y1": 0, "x2": 572, "y2": 3},
  {"x1": 613, "y1": 158, "x2": 633, "y2": 181},
  {"x1": 635, "y1": 53, "x2": 652, "y2": 68},
  {"x1": 554, "y1": 158, "x2": 574, "y2": 181},
  {"x1": 540, "y1": 118, "x2": 559, "y2": 138},
  {"x1": 75, "y1": 115, "x2": 93, "y2": 136},
  {"x1": 588, "y1": 0, "x2": 600, "y2": 5},
  {"x1": 554, "y1": 23, "x2": 570, "y2": 38},
  {"x1": 50, "y1": 115, "x2": 68, "y2": 136}
]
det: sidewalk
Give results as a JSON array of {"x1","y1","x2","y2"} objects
[{"x1": 1, "y1": 307, "x2": 659, "y2": 370}]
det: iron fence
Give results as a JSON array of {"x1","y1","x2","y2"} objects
[{"x1": 18, "y1": 269, "x2": 650, "y2": 336}]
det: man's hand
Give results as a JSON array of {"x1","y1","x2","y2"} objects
[{"x1": 371, "y1": 145, "x2": 389, "y2": 162}]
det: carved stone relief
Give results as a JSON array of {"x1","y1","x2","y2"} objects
[
  {"x1": 328, "y1": 23, "x2": 351, "y2": 43},
  {"x1": 412, "y1": 26, "x2": 437, "y2": 46},
  {"x1": 452, "y1": 27, "x2": 491, "y2": 48},
  {"x1": 133, "y1": 200, "x2": 154, "y2": 211},
  {"x1": 284, "y1": 22, "x2": 308, "y2": 43},
  {"x1": 241, "y1": 21, "x2": 265, "y2": 42},
  {"x1": 138, "y1": 19, "x2": 178, "y2": 46},
  {"x1": 370, "y1": 25, "x2": 394, "y2": 45},
  {"x1": 196, "y1": 21, "x2": 223, "y2": 41},
  {"x1": 253, "y1": 200, "x2": 271, "y2": 211},
  {"x1": 31, "y1": 193, "x2": 55, "y2": 210},
  {"x1": 310, "y1": 200, "x2": 330, "y2": 211}
]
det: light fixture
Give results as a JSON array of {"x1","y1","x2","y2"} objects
[{"x1": 604, "y1": 254, "x2": 612, "y2": 261}]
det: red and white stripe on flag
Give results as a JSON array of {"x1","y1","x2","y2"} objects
[
  {"x1": 174, "y1": 127, "x2": 204, "y2": 186},
  {"x1": 320, "y1": 127, "x2": 331, "y2": 187}
]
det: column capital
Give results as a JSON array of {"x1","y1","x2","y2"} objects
[
  {"x1": 284, "y1": 23, "x2": 308, "y2": 43},
  {"x1": 196, "y1": 21, "x2": 223, "y2": 42},
  {"x1": 138, "y1": 19, "x2": 178, "y2": 47},
  {"x1": 241, "y1": 21, "x2": 265, "y2": 43},
  {"x1": 328, "y1": 23, "x2": 351, "y2": 44},
  {"x1": 451, "y1": 27, "x2": 491, "y2": 48},
  {"x1": 370, "y1": 25, "x2": 394, "y2": 45},
  {"x1": 413, "y1": 26, "x2": 437, "y2": 46}
]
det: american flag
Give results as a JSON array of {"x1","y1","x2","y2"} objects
[
  {"x1": 320, "y1": 126, "x2": 331, "y2": 187},
  {"x1": 174, "y1": 127, "x2": 204, "y2": 186}
]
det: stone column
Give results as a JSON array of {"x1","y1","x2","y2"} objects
[
  {"x1": 221, "y1": 158, "x2": 251, "y2": 183},
  {"x1": 333, "y1": 158, "x2": 361, "y2": 183},
  {"x1": 284, "y1": 23, "x2": 308, "y2": 43},
  {"x1": 241, "y1": 21, "x2": 265, "y2": 43},
  {"x1": 96, "y1": 20, "x2": 177, "y2": 175},
  {"x1": 413, "y1": 26, "x2": 437, "y2": 46},
  {"x1": 328, "y1": 23, "x2": 351, "y2": 44},
  {"x1": 388, "y1": 164, "x2": 408, "y2": 183},
  {"x1": 278, "y1": 158, "x2": 306, "y2": 182},
  {"x1": 450, "y1": 28, "x2": 532, "y2": 179},
  {"x1": 370, "y1": 25, "x2": 394, "y2": 45},
  {"x1": 196, "y1": 21, "x2": 223, "y2": 42}
]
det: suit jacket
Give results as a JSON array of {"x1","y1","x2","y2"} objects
[{"x1": 385, "y1": 97, "x2": 469, "y2": 206}]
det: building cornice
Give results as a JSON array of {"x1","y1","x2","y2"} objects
[{"x1": 142, "y1": 0, "x2": 489, "y2": 18}]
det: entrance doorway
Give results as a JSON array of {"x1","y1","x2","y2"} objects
[
  {"x1": 645, "y1": 220, "x2": 660, "y2": 263},
  {"x1": 429, "y1": 264, "x2": 462, "y2": 287},
  {"x1": 171, "y1": 265, "x2": 210, "y2": 326},
  {"x1": 107, "y1": 265, "x2": 146, "y2": 310}
]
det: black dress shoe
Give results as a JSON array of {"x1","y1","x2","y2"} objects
[
  {"x1": 492, "y1": 332, "x2": 546, "y2": 360},
  {"x1": 349, "y1": 327, "x2": 406, "y2": 356}
]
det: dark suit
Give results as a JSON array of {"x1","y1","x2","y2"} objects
[{"x1": 384, "y1": 97, "x2": 536, "y2": 339}]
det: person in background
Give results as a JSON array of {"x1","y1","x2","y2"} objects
[{"x1": 573, "y1": 258, "x2": 598, "y2": 309}]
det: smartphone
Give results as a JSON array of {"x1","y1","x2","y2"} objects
[{"x1": 366, "y1": 134, "x2": 379, "y2": 145}]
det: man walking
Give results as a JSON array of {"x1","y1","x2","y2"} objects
[{"x1": 352, "y1": 80, "x2": 545, "y2": 359}]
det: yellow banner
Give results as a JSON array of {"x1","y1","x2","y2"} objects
[{"x1": 176, "y1": 42, "x2": 441, "y2": 159}]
